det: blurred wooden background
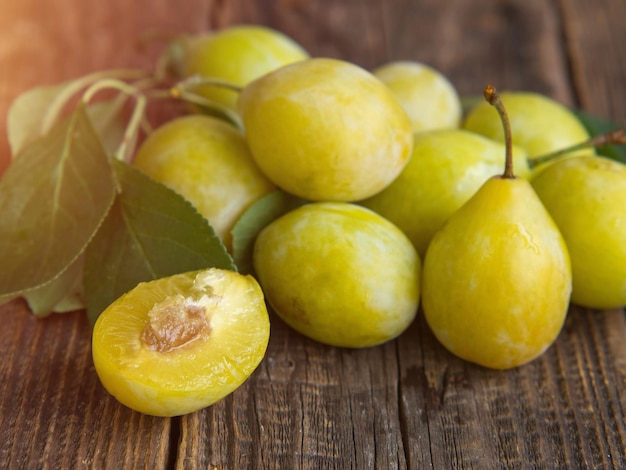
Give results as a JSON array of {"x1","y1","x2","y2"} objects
[{"x1": 1, "y1": 0, "x2": 625, "y2": 468}]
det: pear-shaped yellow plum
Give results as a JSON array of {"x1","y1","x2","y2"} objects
[
  {"x1": 422, "y1": 86, "x2": 572, "y2": 369},
  {"x1": 422, "y1": 175, "x2": 572, "y2": 369}
]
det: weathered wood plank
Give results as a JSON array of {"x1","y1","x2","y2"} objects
[
  {"x1": 400, "y1": 307, "x2": 626, "y2": 469},
  {"x1": 176, "y1": 317, "x2": 409, "y2": 469},
  {"x1": 173, "y1": 1, "x2": 626, "y2": 468},
  {"x1": 1, "y1": 0, "x2": 625, "y2": 468},
  {"x1": 0, "y1": 300, "x2": 172, "y2": 469},
  {"x1": 379, "y1": 0, "x2": 576, "y2": 104},
  {"x1": 559, "y1": 0, "x2": 626, "y2": 120}
]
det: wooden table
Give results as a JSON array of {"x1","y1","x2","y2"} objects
[{"x1": 1, "y1": 1, "x2": 625, "y2": 468}]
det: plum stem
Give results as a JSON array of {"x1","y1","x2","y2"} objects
[
  {"x1": 169, "y1": 86, "x2": 244, "y2": 130},
  {"x1": 41, "y1": 69, "x2": 148, "y2": 135},
  {"x1": 81, "y1": 79, "x2": 147, "y2": 163},
  {"x1": 484, "y1": 85, "x2": 515, "y2": 179},
  {"x1": 176, "y1": 74, "x2": 244, "y2": 94},
  {"x1": 530, "y1": 129, "x2": 626, "y2": 168}
]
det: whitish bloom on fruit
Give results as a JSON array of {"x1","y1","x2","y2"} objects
[
  {"x1": 238, "y1": 58, "x2": 414, "y2": 202},
  {"x1": 253, "y1": 202, "x2": 421, "y2": 348},
  {"x1": 422, "y1": 178, "x2": 571, "y2": 369}
]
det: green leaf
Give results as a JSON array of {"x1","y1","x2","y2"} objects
[
  {"x1": 572, "y1": 109, "x2": 626, "y2": 164},
  {"x1": 7, "y1": 81, "x2": 71, "y2": 157},
  {"x1": 7, "y1": 70, "x2": 147, "y2": 159},
  {"x1": 0, "y1": 102, "x2": 116, "y2": 300},
  {"x1": 83, "y1": 159, "x2": 236, "y2": 324},
  {"x1": 86, "y1": 94, "x2": 128, "y2": 156},
  {"x1": 231, "y1": 190, "x2": 306, "y2": 275},
  {"x1": 23, "y1": 255, "x2": 85, "y2": 316},
  {"x1": 52, "y1": 293, "x2": 85, "y2": 313}
]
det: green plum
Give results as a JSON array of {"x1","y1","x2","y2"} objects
[
  {"x1": 463, "y1": 91, "x2": 592, "y2": 160},
  {"x1": 237, "y1": 58, "x2": 414, "y2": 202},
  {"x1": 253, "y1": 202, "x2": 420, "y2": 348},
  {"x1": 531, "y1": 154, "x2": 626, "y2": 309},
  {"x1": 373, "y1": 60, "x2": 462, "y2": 133},
  {"x1": 133, "y1": 115, "x2": 275, "y2": 251},
  {"x1": 174, "y1": 25, "x2": 309, "y2": 110}
]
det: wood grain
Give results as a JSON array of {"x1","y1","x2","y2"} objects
[
  {"x1": 1, "y1": 0, "x2": 625, "y2": 468},
  {"x1": 0, "y1": 300, "x2": 173, "y2": 469},
  {"x1": 560, "y1": 0, "x2": 626, "y2": 120}
]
